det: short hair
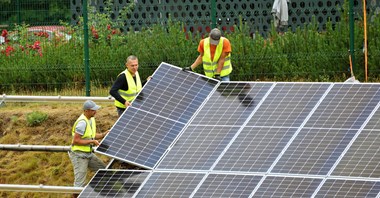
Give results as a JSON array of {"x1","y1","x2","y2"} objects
[{"x1": 126, "y1": 55, "x2": 138, "y2": 63}]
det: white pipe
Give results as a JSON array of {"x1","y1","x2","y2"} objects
[
  {"x1": 0, "y1": 144, "x2": 71, "y2": 152},
  {"x1": 0, "y1": 184, "x2": 83, "y2": 193},
  {"x1": 1, "y1": 94, "x2": 114, "y2": 102}
]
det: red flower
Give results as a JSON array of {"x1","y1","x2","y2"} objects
[
  {"x1": 91, "y1": 26, "x2": 99, "y2": 39},
  {"x1": 1, "y1": 45, "x2": 15, "y2": 56},
  {"x1": 1, "y1": 29, "x2": 7, "y2": 37},
  {"x1": 107, "y1": 24, "x2": 111, "y2": 30}
]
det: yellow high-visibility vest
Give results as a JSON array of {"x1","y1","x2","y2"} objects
[
  {"x1": 71, "y1": 114, "x2": 96, "y2": 152},
  {"x1": 114, "y1": 70, "x2": 142, "y2": 108},
  {"x1": 202, "y1": 37, "x2": 232, "y2": 77}
]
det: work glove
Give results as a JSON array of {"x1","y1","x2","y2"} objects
[
  {"x1": 182, "y1": 67, "x2": 193, "y2": 72},
  {"x1": 214, "y1": 74, "x2": 222, "y2": 81}
]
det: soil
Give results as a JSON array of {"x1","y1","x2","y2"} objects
[{"x1": 0, "y1": 102, "x2": 121, "y2": 198}]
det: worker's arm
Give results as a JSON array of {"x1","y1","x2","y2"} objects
[
  {"x1": 109, "y1": 73, "x2": 128, "y2": 105},
  {"x1": 216, "y1": 51, "x2": 228, "y2": 74},
  {"x1": 190, "y1": 53, "x2": 203, "y2": 70},
  {"x1": 72, "y1": 132, "x2": 100, "y2": 146},
  {"x1": 95, "y1": 130, "x2": 109, "y2": 139}
]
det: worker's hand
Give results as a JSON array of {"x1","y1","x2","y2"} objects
[
  {"x1": 214, "y1": 74, "x2": 222, "y2": 81},
  {"x1": 102, "y1": 130, "x2": 110, "y2": 138},
  {"x1": 182, "y1": 67, "x2": 193, "y2": 72},
  {"x1": 124, "y1": 101, "x2": 131, "y2": 107},
  {"x1": 146, "y1": 76, "x2": 152, "y2": 81},
  {"x1": 93, "y1": 140, "x2": 100, "y2": 146}
]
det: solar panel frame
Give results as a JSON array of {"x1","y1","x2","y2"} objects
[
  {"x1": 96, "y1": 63, "x2": 219, "y2": 169},
  {"x1": 85, "y1": 63, "x2": 380, "y2": 198}
]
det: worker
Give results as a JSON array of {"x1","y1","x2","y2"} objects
[
  {"x1": 68, "y1": 100, "x2": 108, "y2": 198},
  {"x1": 183, "y1": 28, "x2": 232, "y2": 81},
  {"x1": 109, "y1": 55, "x2": 151, "y2": 117}
]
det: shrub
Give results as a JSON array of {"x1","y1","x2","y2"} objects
[{"x1": 26, "y1": 111, "x2": 48, "y2": 127}]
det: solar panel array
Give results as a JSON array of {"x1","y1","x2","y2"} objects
[{"x1": 81, "y1": 63, "x2": 380, "y2": 197}]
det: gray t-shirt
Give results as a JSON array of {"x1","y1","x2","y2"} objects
[{"x1": 75, "y1": 119, "x2": 93, "y2": 136}]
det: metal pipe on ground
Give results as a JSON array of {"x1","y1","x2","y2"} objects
[
  {"x1": 0, "y1": 184, "x2": 83, "y2": 193},
  {"x1": 0, "y1": 144, "x2": 71, "y2": 152},
  {"x1": 0, "y1": 94, "x2": 114, "y2": 103}
]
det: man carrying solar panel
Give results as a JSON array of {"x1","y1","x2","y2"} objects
[
  {"x1": 110, "y1": 55, "x2": 151, "y2": 117},
  {"x1": 68, "y1": 100, "x2": 108, "y2": 198},
  {"x1": 183, "y1": 28, "x2": 233, "y2": 81}
]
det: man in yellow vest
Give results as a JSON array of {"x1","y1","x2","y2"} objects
[
  {"x1": 110, "y1": 55, "x2": 143, "y2": 117},
  {"x1": 69, "y1": 100, "x2": 108, "y2": 198},
  {"x1": 183, "y1": 28, "x2": 232, "y2": 81}
]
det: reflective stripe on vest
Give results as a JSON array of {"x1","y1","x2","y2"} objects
[
  {"x1": 114, "y1": 70, "x2": 142, "y2": 109},
  {"x1": 202, "y1": 37, "x2": 232, "y2": 77},
  {"x1": 71, "y1": 114, "x2": 96, "y2": 152}
]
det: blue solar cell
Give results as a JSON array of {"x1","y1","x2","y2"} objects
[
  {"x1": 132, "y1": 63, "x2": 218, "y2": 123},
  {"x1": 79, "y1": 170, "x2": 149, "y2": 197},
  {"x1": 136, "y1": 172, "x2": 205, "y2": 197},
  {"x1": 254, "y1": 176, "x2": 321, "y2": 197},
  {"x1": 215, "y1": 127, "x2": 297, "y2": 172},
  {"x1": 272, "y1": 128, "x2": 358, "y2": 175},
  {"x1": 97, "y1": 107, "x2": 185, "y2": 168},
  {"x1": 248, "y1": 83, "x2": 330, "y2": 127},
  {"x1": 157, "y1": 125, "x2": 241, "y2": 170},
  {"x1": 304, "y1": 84, "x2": 380, "y2": 129},
  {"x1": 193, "y1": 174, "x2": 262, "y2": 197},
  {"x1": 191, "y1": 82, "x2": 272, "y2": 126},
  {"x1": 316, "y1": 179, "x2": 380, "y2": 197}
]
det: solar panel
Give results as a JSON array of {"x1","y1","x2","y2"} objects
[
  {"x1": 96, "y1": 63, "x2": 218, "y2": 168},
  {"x1": 254, "y1": 176, "x2": 321, "y2": 197},
  {"x1": 84, "y1": 63, "x2": 380, "y2": 197},
  {"x1": 157, "y1": 82, "x2": 271, "y2": 170}
]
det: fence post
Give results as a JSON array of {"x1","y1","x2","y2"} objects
[
  {"x1": 83, "y1": 0, "x2": 91, "y2": 96},
  {"x1": 349, "y1": 0, "x2": 355, "y2": 73},
  {"x1": 211, "y1": 0, "x2": 216, "y2": 28}
]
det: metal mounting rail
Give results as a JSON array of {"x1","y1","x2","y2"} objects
[
  {"x1": 0, "y1": 144, "x2": 71, "y2": 152},
  {"x1": 0, "y1": 184, "x2": 83, "y2": 193},
  {"x1": 0, "y1": 94, "x2": 114, "y2": 103}
]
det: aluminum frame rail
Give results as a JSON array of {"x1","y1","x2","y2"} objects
[
  {"x1": 0, "y1": 184, "x2": 83, "y2": 193},
  {"x1": 0, "y1": 94, "x2": 114, "y2": 103},
  {"x1": 0, "y1": 144, "x2": 71, "y2": 152}
]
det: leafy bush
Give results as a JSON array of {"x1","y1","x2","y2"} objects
[
  {"x1": 26, "y1": 111, "x2": 48, "y2": 127},
  {"x1": 1, "y1": 0, "x2": 380, "y2": 95}
]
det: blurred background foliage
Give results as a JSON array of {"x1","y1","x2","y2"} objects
[{"x1": 0, "y1": 0, "x2": 380, "y2": 96}]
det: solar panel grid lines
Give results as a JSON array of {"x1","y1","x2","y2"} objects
[
  {"x1": 156, "y1": 82, "x2": 276, "y2": 170},
  {"x1": 314, "y1": 179, "x2": 380, "y2": 198},
  {"x1": 191, "y1": 82, "x2": 273, "y2": 126},
  {"x1": 252, "y1": 176, "x2": 322, "y2": 198},
  {"x1": 332, "y1": 102, "x2": 380, "y2": 178},
  {"x1": 97, "y1": 107, "x2": 186, "y2": 169},
  {"x1": 132, "y1": 63, "x2": 219, "y2": 124},
  {"x1": 191, "y1": 173, "x2": 262, "y2": 198},
  {"x1": 309, "y1": 97, "x2": 380, "y2": 196},
  {"x1": 272, "y1": 84, "x2": 380, "y2": 175},
  {"x1": 79, "y1": 169, "x2": 151, "y2": 197},
  {"x1": 247, "y1": 83, "x2": 331, "y2": 128},
  {"x1": 86, "y1": 63, "x2": 380, "y2": 197},
  {"x1": 96, "y1": 63, "x2": 219, "y2": 169},
  {"x1": 304, "y1": 83, "x2": 380, "y2": 130}
]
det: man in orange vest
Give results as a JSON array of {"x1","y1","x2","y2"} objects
[{"x1": 183, "y1": 28, "x2": 232, "y2": 81}]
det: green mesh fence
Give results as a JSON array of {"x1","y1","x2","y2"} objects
[{"x1": 1, "y1": 0, "x2": 380, "y2": 96}]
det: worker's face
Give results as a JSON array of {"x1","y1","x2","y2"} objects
[
  {"x1": 126, "y1": 59, "x2": 139, "y2": 75},
  {"x1": 85, "y1": 109, "x2": 97, "y2": 117}
]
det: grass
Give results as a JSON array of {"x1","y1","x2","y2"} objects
[{"x1": 0, "y1": 102, "x2": 117, "y2": 198}]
